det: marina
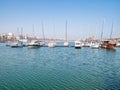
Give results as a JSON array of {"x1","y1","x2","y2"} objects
[{"x1": 0, "y1": 0, "x2": 120, "y2": 90}]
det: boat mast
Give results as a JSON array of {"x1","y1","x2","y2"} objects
[
  {"x1": 32, "y1": 25, "x2": 35, "y2": 38},
  {"x1": 41, "y1": 22, "x2": 45, "y2": 42},
  {"x1": 110, "y1": 22, "x2": 113, "y2": 39},
  {"x1": 53, "y1": 24, "x2": 55, "y2": 41},
  {"x1": 21, "y1": 27, "x2": 23, "y2": 39},
  {"x1": 17, "y1": 27, "x2": 19, "y2": 36},
  {"x1": 65, "y1": 20, "x2": 67, "y2": 42},
  {"x1": 101, "y1": 20, "x2": 104, "y2": 41}
]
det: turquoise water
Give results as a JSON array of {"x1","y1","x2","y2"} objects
[{"x1": 0, "y1": 43, "x2": 120, "y2": 90}]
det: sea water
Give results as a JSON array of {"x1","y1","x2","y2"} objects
[{"x1": 0, "y1": 43, "x2": 120, "y2": 90}]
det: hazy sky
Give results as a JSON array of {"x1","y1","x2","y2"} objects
[{"x1": 0, "y1": 0, "x2": 120, "y2": 40}]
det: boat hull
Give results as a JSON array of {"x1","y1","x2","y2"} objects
[
  {"x1": 28, "y1": 45, "x2": 40, "y2": 48},
  {"x1": 90, "y1": 45, "x2": 99, "y2": 49},
  {"x1": 63, "y1": 42, "x2": 69, "y2": 47},
  {"x1": 106, "y1": 44, "x2": 116, "y2": 50},
  {"x1": 11, "y1": 46, "x2": 23, "y2": 48},
  {"x1": 75, "y1": 46, "x2": 81, "y2": 49}
]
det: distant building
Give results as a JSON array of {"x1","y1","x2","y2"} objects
[
  {"x1": 7, "y1": 32, "x2": 14, "y2": 39},
  {"x1": 85, "y1": 37, "x2": 98, "y2": 42}
]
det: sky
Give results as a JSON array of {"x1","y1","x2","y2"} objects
[{"x1": 0, "y1": 0, "x2": 120, "y2": 40}]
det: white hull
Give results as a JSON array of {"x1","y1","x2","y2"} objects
[
  {"x1": 116, "y1": 43, "x2": 120, "y2": 47},
  {"x1": 90, "y1": 45, "x2": 99, "y2": 49},
  {"x1": 27, "y1": 40, "x2": 40, "y2": 48},
  {"x1": 75, "y1": 41, "x2": 82, "y2": 49},
  {"x1": 90, "y1": 42, "x2": 99, "y2": 49},
  {"x1": 63, "y1": 42, "x2": 69, "y2": 47},
  {"x1": 10, "y1": 41, "x2": 23, "y2": 48},
  {"x1": 48, "y1": 42, "x2": 56, "y2": 48}
]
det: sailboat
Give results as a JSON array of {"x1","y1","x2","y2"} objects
[
  {"x1": 90, "y1": 23, "x2": 100, "y2": 49},
  {"x1": 27, "y1": 25, "x2": 41, "y2": 48},
  {"x1": 41, "y1": 22, "x2": 46, "y2": 46},
  {"x1": 10, "y1": 27, "x2": 24, "y2": 48},
  {"x1": 48, "y1": 24, "x2": 56, "y2": 48},
  {"x1": 101, "y1": 22, "x2": 116, "y2": 50},
  {"x1": 63, "y1": 20, "x2": 69, "y2": 47}
]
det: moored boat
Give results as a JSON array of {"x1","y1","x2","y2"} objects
[
  {"x1": 27, "y1": 40, "x2": 40, "y2": 48},
  {"x1": 10, "y1": 41, "x2": 23, "y2": 48},
  {"x1": 48, "y1": 42, "x2": 56, "y2": 48},
  {"x1": 75, "y1": 41, "x2": 82, "y2": 49},
  {"x1": 63, "y1": 20, "x2": 69, "y2": 47},
  {"x1": 106, "y1": 44, "x2": 116, "y2": 49},
  {"x1": 63, "y1": 42, "x2": 69, "y2": 47},
  {"x1": 90, "y1": 41, "x2": 99, "y2": 49},
  {"x1": 116, "y1": 42, "x2": 120, "y2": 47},
  {"x1": 101, "y1": 40, "x2": 116, "y2": 50}
]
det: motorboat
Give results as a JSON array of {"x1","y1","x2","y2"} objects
[
  {"x1": 75, "y1": 41, "x2": 82, "y2": 49},
  {"x1": 90, "y1": 41, "x2": 99, "y2": 49}
]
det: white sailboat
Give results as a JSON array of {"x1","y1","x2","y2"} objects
[
  {"x1": 48, "y1": 42, "x2": 56, "y2": 48},
  {"x1": 63, "y1": 20, "x2": 69, "y2": 47},
  {"x1": 48, "y1": 24, "x2": 56, "y2": 48},
  {"x1": 90, "y1": 23, "x2": 100, "y2": 49}
]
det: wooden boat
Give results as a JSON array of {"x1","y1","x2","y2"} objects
[
  {"x1": 101, "y1": 40, "x2": 116, "y2": 50},
  {"x1": 100, "y1": 22, "x2": 116, "y2": 50},
  {"x1": 106, "y1": 44, "x2": 116, "y2": 49}
]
